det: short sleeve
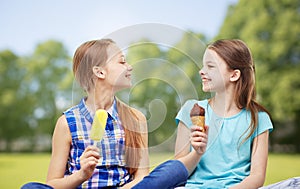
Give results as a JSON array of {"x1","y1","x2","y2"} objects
[
  {"x1": 253, "y1": 111, "x2": 273, "y2": 137},
  {"x1": 175, "y1": 99, "x2": 198, "y2": 128}
]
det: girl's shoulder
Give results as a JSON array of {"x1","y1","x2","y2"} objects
[
  {"x1": 257, "y1": 111, "x2": 273, "y2": 129},
  {"x1": 53, "y1": 114, "x2": 72, "y2": 143},
  {"x1": 63, "y1": 99, "x2": 83, "y2": 115},
  {"x1": 243, "y1": 109, "x2": 272, "y2": 122},
  {"x1": 257, "y1": 110, "x2": 271, "y2": 118},
  {"x1": 176, "y1": 99, "x2": 209, "y2": 127},
  {"x1": 63, "y1": 105, "x2": 78, "y2": 114}
]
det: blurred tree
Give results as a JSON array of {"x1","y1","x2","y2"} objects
[
  {"x1": 0, "y1": 40, "x2": 71, "y2": 151},
  {"x1": 0, "y1": 50, "x2": 33, "y2": 151},
  {"x1": 23, "y1": 40, "x2": 71, "y2": 148},
  {"x1": 120, "y1": 40, "x2": 172, "y2": 148},
  {"x1": 167, "y1": 31, "x2": 208, "y2": 100},
  {"x1": 216, "y1": 0, "x2": 300, "y2": 152},
  {"x1": 121, "y1": 33, "x2": 208, "y2": 151}
]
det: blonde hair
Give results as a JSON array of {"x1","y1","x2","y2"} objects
[
  {"x1": 73, "y1": 38, "x2": 114, "y2": 92},
  {"x1": 73, "y1": 39, "x2": 146, "y2": 175},
  {"x1": 117, "y1": 99, "x2": 147, "y2": 174}
]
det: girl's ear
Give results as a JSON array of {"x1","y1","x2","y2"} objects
[
  {"x1": 93, "y1": 66, "x2": 106, "y2": 79},
  {"x1": 230, "y1": 69, "x2": 241, "y2": 82}
]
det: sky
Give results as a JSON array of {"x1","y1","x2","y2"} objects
[{"x1": 0, "y1": 0, "x2": 238, "y2": 56}]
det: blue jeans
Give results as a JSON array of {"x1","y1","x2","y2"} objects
[
  {"x1": 21, "y1": 182, "x2": 53, "y2": 189},
  {"x1": 20, "y1": 160, "x2": 188, "y2": 189},
  {"x1": 132, "y1": 160, "x2": 188, "y2": 189}
]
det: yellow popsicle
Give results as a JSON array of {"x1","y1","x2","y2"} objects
[{"x1": 90, "y1": 109, "x2": 108, "y2": 141}]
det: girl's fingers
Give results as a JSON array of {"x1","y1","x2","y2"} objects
[
  {"x1": 191, "y1": 131, "x2": 208, "y2": 142},
  {"x1": 204, "y1": 125, "x2": 209, "y2": 134},
  {"x1": 80, "y1": 146, "x2": 100, "y2": 166},
  {"x1": 191, "y1": 126, "x2": 208, "y2": 136},
  {"x1": 191, "y1": 136, "x2": 207, "y2": 143},
  {"x1": 78, "y1": 146, "x2": 101, "y2": 180},
  {"x1": 85, "y1": 150, "x2": 100, "y2": 159},
  {"x1": 80, "y1": 156, "x2": 98, "y2": 168},
  {"x1": 85, "y1": 146, "x2": 100, "y2": 154},
  {"x1": 190, "y1": 125, "x2": 209, "y2": 155},
  {"x1": 191, "y1": 125, "x2": 202, "y2": 132},
  {"x1": 191, "y1": 141, "x2": 207, "y2": 147},
  {"x1": 191, "y1": 125, "x2": 209, "y2": 132},
  {"x1": 81, "y1": 146, "x2": 100, "y2": 158}
]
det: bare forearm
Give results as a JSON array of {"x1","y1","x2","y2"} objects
[
  {"x1": 177, "y1": 150, "x2": 202, "y2": 176},
  {"x1": 47, "y1": 171, "x2": 86, "y2": 189},
  {"x1": 230, "y1": 174, "x2": 265, "y2": 189},
  {"x1": 231, "y1": 132, "x2": 269, "y2": 189}
]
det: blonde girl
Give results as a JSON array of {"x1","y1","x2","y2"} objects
[
  {"x1": 21, "y1": 39, "x2": 196, "y2": 189},
  {"x1": 45, "y1": 39, "x2": 149, "y2": 189}
]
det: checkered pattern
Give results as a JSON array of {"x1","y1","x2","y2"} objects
[{"x1": 64, "y1": 98, "x2": 131, "y2": 188}]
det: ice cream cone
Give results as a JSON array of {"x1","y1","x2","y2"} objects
[{"x1": 191, "y1": 116, "x2": 205, "y2": 132}]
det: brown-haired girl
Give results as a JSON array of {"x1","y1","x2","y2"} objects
[{"x1": 175, "y1": 39, "x2": 273, "y2": 188}]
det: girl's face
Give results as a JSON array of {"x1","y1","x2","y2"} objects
[
  {"x1": 104, "y1": 44, "x2": 133, "y2": 91},
  {"x1": 200, "y1": 49, "x2": 233, "y2": 93}
]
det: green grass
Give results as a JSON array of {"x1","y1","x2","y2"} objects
[
  {"x1": 0, "y1": 153, "x2": 299, "y2": 188},
  {"x1": 0, "y1": 153, "x2": 50, "y2": 188},
  {"x1": 265, "y1": 154, "x2": 300, "y2": 185}
]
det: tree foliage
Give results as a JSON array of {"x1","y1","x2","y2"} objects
[
  {"x1": 217, "y1": 0, "x2": 300, "y2": 151},
  {"x1": 0, "y1": 50, "x2": 32, "y2": 151},
  {"x1": 1, "y1": 0, "x2": 299, "y2": 152},
  {"x1": 0, "y1": 40, "x2": 71, "y2": 151},
  {"x1": 120, "y1": 34, "x2": 208, "y2": 150}
]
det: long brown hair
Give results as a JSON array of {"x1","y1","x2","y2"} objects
[
  {"x1": 73, "y1": 39, "x2": 146, "y2": 175},
  {"x1": 208, "y1": 39, "x2": 270, "y2": 143}
]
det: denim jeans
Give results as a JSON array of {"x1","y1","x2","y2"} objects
[
  {"x1": 20, "y1": 160, "x2": 188, "y2": 189},
  {"x1": 132, "y1": 160, "x2": 188, "y2": 189},
  {"x1": 21, "y1": 182, "x2": 53, "y2": 189}
]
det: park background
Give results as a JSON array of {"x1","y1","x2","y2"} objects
[{"x1": 0, "y1": 0, "x2": 299, "y2": 188}]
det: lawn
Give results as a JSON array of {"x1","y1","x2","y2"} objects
[{"x1": 0, "y1": 153, "x2": 299, "y2": 188}]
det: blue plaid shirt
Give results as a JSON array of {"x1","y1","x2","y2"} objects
[{"x1": 64, "y1": 98, "x2": 131, "y2": 188}]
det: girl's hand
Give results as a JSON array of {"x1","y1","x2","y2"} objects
[
  {"x1": 190, "y1": 125, "x2": 208, "y2": 155},
  {"x1": 79, "y1": 145, "x2": 100, "y2": 181}
]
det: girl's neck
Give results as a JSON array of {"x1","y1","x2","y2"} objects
[
  {"x1": 85, "y1": 88, "x2": 114, "y2": 112},
  {"x1": 209, "y1": 91, "x2": 241, "y2": 118}
]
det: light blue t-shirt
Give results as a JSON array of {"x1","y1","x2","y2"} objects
[{"x1": 176, "y1": 99, "x2": 273, "y2": 189}]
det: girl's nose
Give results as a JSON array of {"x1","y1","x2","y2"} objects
[
  {"x1": 127, "y1": 63, "x2": 133, "y2": 71},
  {"x1": 199, "y1": 67, "x2": 205, "y2": 76}
]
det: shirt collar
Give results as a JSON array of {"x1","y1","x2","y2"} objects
[
  {"x1": 79, "y1": 97, "x2": 119, "y2": 124},
  {"x1": 79, "y1": 97, "x2": 93, "y2": 124},
  {"x1": 107, "y1": 97, "x2": 119, "y2": 120}
]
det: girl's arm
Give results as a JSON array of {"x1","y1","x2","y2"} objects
[
  {"x1": 230, "y1": 130, "x2": 269, "y2": 189},
  {"x1": 175, "y1": 121, "x2": 208, "y2": 175},
  {"x1": 46, "y1": 115, "x2": 100, "y2": 189}
]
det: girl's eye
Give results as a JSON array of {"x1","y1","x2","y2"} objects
[
  {"x1": 120, "y1": 57, "x2": 126, "y2": 64},
  {"x1": 207, "y1": 65, "x2": 214, "y2": 68}
]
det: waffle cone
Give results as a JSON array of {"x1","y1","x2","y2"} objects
[{"x1": 191, "y1": 116, "x2": 205, "y2": 132}]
